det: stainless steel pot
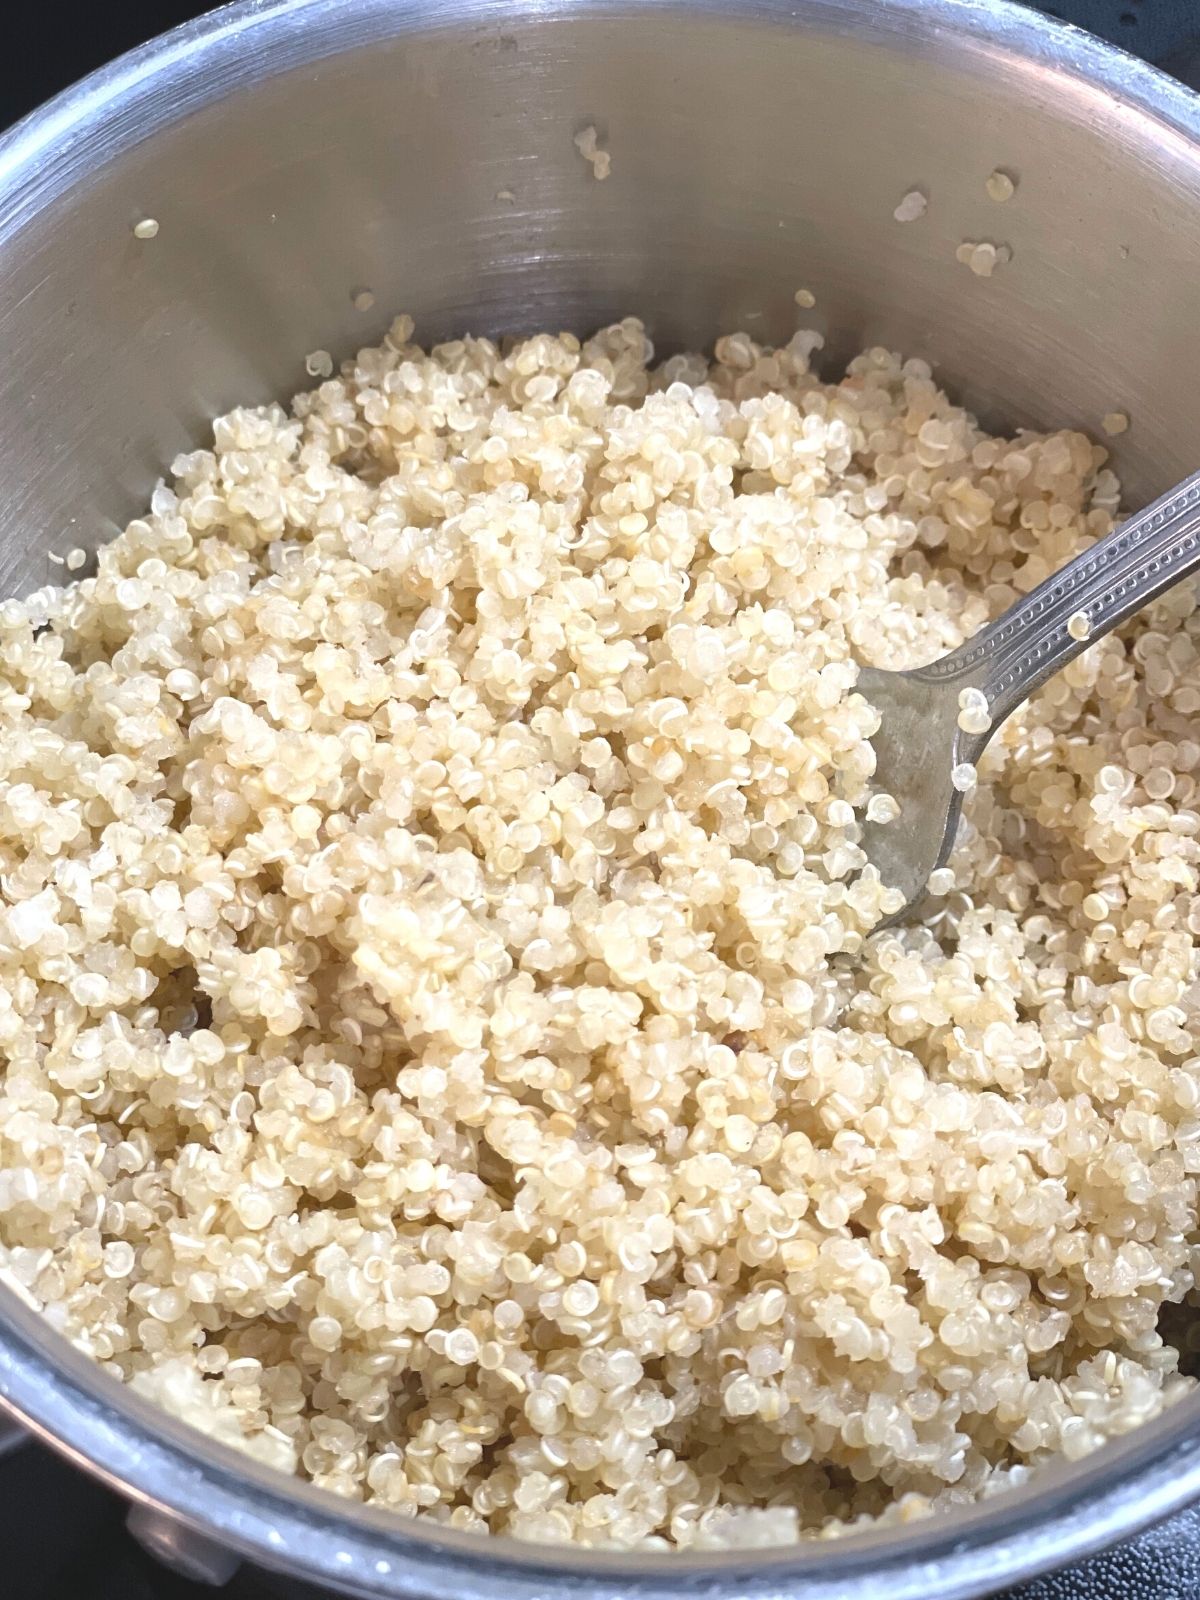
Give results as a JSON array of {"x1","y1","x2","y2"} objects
[{"x1": 2, "y1": 1, "x2": 1200, "y2": 1594}]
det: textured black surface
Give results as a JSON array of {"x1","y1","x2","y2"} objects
[
  {"x1": 0, "y1": 1, "x2": 202, "y2": 128},
  {"x1": 0, "y1": 1437, "x2": 244, "y2": 1600},
  {"x1": 1009, "y1": 1504, "x2": 1200, "y2": 1600},
  {"x1": 4, "y1": 2, "x2": 1200, "y2": 1598},
  {"x1": 1038, "y1": 0, "x2": 1199, "y2": 62}
]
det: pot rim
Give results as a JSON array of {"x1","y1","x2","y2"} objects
[{"x1": 3, "y1": 2, "x2": 1200, "y2": 1596}]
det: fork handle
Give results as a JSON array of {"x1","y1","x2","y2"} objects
[{"x1": 910, "y1": 467, "x2": 1200, "y2": 743}]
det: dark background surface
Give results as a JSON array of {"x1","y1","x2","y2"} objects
[{"x1": 3, "y1": 1, "x2": 1200, "y2": 1598}]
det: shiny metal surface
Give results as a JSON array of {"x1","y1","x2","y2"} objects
[
  {"x1": 126, "y1": 1502, "x2": 244, "y2": 1587},
  {"x1": 862, "y1": 465, "x2": 1200, "y2": 910},
  {"x1": 7, "y1": 0, "x2": 1200, "y2": 592},
  {"x1": 3, "y1": 1, "x2": 1200, "y2": 1597}
]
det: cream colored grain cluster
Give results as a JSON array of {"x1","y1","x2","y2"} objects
[{"x1": 1, "y1": 315, "x2": 1197, "y2": 1549}]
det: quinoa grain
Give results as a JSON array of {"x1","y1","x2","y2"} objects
[
  {"x1": 573, "y1": 126, "x2": 611, "y2": 180},
  {"x1": 0, "y1": 315, "x2": 1194, "y2": 1549},
  {"x1": 893, "y1": 190, "x2": 927, "y2": 223},
  {"x1": 985, "y1": 170, "x2": 1016, "y2": 203}
]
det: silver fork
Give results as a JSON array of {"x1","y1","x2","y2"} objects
[{"x1": 858, "y1": 468, "x2": 1200, "y2": 916}]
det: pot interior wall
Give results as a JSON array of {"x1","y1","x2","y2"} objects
[{"x1": 1, "y1": 0, "x2": 1197, "y2": 604}]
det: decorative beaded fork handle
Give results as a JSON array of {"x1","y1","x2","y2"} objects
[{"x1": 858, "y1": 468, "x2": 1200, "y2": 916}]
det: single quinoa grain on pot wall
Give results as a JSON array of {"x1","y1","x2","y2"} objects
[{"x1": 0, "y1": 314, "x2": 1197, "y2": 1550}]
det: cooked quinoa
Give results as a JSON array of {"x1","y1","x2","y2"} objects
[
  {"x1": 573, "y1": 125, "x2": 611, "y2": 181},
  {"x1": 985, "y1": 170, "x2": 1016, "y2": 204},
  {"x1": 955, "y1": 241, "x2": 1012, "y2": 278},
  {"x1": 1, "y1": 315, "x2": 1197, "y2": 1550}
]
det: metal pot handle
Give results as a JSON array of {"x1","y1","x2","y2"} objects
[
  {"x1": 0, "y1": 1404, "x2": 27, "y2": 1460},
  {"x1": 125, "y1": 1503, "x2": 243, "y2": 1588}
]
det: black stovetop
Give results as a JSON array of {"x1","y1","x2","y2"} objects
[{"x1": 4, "y1": 3, "x2": 1200, "y2": 1599}]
